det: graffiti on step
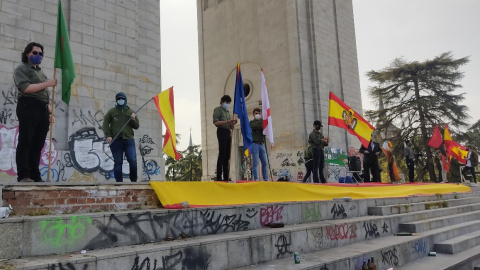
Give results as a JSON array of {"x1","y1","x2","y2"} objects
[
  {"x1": 245, "y1": 207, "x2": 258, "y2": 218},
  {"x1": 331, "y1": 203, "x2": 347, "y2": 219},
  {"x1": 325, "y1": 223, "x2": 357, "y2": 240},
  {"x1": 84, "y1": 210, "x2": 255, "y2": 250},
  {"x1": 382, "y1": 221, "x2": 389, "y2": 233},
  {"x1": 260, "y1": 205, "x2": 284, "y2": 226},
  {"x1": 381, "y1": 247, "x2": 399, "y2": 266},
  {"x1": 275, "y1": 234, "x2": 292, "y2": 258},
  {"x1": 40, "y1": 216, "x2": 92, "y2": 248},
  {"x1": 363, "y1": 221, "x2": 380, "y2": 239},
  {"x1": 200, "y1": 209, "x2": 250, "y2": 234},
  {"x1": 48, "y1": 263, "x2": 89, "y2": 270},
  {"x1": 313, "y1": 229, "x2": 323, "y2": 249},
  {"x1": 412, "y1": 239, "x2": 427, "y2": 255},
  {"x1": 304, "y1": 204, "x2": 322, "y2": 221},
  {"x1": 130, "y1": 248, "x2": 210, "y2": 270}
]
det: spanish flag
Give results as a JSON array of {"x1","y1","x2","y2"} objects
[
  {"x1": 154, "y1": 87, "x2": 182, "y2": 160},
  {"x1": 328, "y1": 92, "x2": 375, "y2": 148},
  {"x1": 444, "y1": 124, "x2": 467, "y2": 164}
]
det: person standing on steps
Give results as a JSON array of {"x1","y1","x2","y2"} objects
[
  {"x1": 213, "y1": 95, "x2": 237, "y2": 181},
  {"x1": 14, "y1": 42, "x2": 57, "y2": 183},
  {"x1": 249, "y1": 108, "x2": 268, "y2": 181},
  {"x1": 103, "y1": 92, "x2": 140, "y2": 182},
  {"x1": 309, "y1": 120, "x2": 329, "y2": 183}
]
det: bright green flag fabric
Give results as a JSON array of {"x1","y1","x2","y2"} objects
[{"x1": 54, "y1": 0, "x2": 75, "y2": 105}]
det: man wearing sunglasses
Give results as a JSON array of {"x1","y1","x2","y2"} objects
[
  {"x1": 103, "y1": 92, "x2": 140, "y2": 182},
  {"x1": 13, "y1": 42, "x2": 57, "y2": 183}
]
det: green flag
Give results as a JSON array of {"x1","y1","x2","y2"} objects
[{"x1": 54, "y1": 0, "x2": 75, "y2": 105}]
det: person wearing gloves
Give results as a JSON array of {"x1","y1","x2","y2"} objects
[{"x1": 102, "y1": 92, "x2": 140, "y2": 182}]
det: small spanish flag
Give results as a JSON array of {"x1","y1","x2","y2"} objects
[
  {"x1": 444, "y1": 124, "x2": 467, "y2": 164},
  {"x1": 328, "y1": 92, "x2": 375, "y2": 148},
  {"x1": 153, "y1": 87, "x2": 182, "y2": 160}
]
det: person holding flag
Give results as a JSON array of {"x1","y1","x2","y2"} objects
[
  {"x1": 249, "y1": 108, "x2": 268, "y2": 181},
  {"x1": 13, "y1": 42, "x2": 57, "y2": 182},
  {"x1": 103, "y1": 92, "x2": 140, "y2": 182},
  {"x1": 213, "y1": 95, "x2": 236, "y2": 181}
]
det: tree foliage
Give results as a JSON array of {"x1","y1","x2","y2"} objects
[
  {"x1": 165, "y1": 145, "x2": 202, "y2": 181},
  {"x1": 366, "y1": 52, "x2": 470, "y2": 182}
]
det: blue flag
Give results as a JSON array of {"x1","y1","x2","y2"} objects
[{"x1": 233, "y1": 63, "x2": 253, "y2": 156}]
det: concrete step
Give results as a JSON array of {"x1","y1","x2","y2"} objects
[
  {"x1": 7, "y1": 214, "x2": 480, "y2": 269},
  {"x1": 397, "y1": 244, "x2": 480, "y2": 270},
  {"x1": 434, "y1": 230, "x2": 480, "y2": 254},
  {"x1": 368, "y1": 197, "x2": 480, "y2": 216},
  {"x1": 399, "y1": 209, "x2": 480, "y2": 233}
]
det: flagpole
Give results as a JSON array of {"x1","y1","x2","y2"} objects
[
  {"x1": 227, "y1": 115, "x2": 236, "y2": 181},
  {"x1": 326, "y1": 124, "x2": 329, "y2": 183},
  {"x1": 264, "y1": 141, "x2": 273, "y2": 181},
  {"x1": 108, "y1": 97, "x2": 153, "y2": 146},
  {"x1": 47, "y1": 69, "x2": 57, "y2": 181}
]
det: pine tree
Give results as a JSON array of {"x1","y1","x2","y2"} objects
[{"x1": 366, "y1": 52, "x2": 470, "y2": 182}]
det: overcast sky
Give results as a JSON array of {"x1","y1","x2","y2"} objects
[{"x1": 160, "y1": 0, "x2": 480, "y2": 151}]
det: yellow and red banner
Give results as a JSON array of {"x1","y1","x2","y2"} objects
[
  {"x1": 328, "y1": 92, "x2": 375, "y2": 148},
  {"x1": 153, "y1": 87, "x2": 182, "y2": 160},
  {"x1": 444, "y1": 124, "x2": 467, "y2": 164},
  {"x1": 150, "y1": 181, "x2": 471, "y2": 209}
]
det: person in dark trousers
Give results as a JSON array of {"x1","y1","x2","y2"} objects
[
  {"x1": 302, "y1": 143, "x2": 313, "y2": 183},
  {"x1": 462, "y1": 145, "x2": 479, "y2": 183},
  {"x1": 359, "y1": 137, "x2": 382, "y2": 182},
  {"x1": 13, "y1": 42, "x2": 57, "y2": 182},
  {"x1": 309, "y1": 120, "x2": 329, "y2": 183},
  {"x1": 249, "y1": 108, "x2": 268, "y2": 181},
  {"x1": 404, "y1": 140, "x2": 415, "y2": 182},
  {"x1": 213, "y1": 95, "x2": 237, "y2": 181},
  {"x1": 103, "y1": 92, "x2": 140, "y2": 182}
]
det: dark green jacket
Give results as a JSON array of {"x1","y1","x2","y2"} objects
[
  {"x1": 213, "y1": 106, "x2": 231, "y2": 130},
  {"x1": 102, "y1": 106, "x2": 139, "y2": 140},
  {"x1": 249, "y1": 119, "x2": 265, "y2": 143},
  {"x1": 13, "y1": 62, "x2": 49, "y2": 104},
  {"x1": 309, "y1": 130, "x2": 326, "y2": 149}
]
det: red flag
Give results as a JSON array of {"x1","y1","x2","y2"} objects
[{"x1": 427, "y1": 124, "x2": 443, "y2": 148}]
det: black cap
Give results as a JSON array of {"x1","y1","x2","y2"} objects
[{"x1": 314, "y1": 120, "x2": 323, "y2": 127}]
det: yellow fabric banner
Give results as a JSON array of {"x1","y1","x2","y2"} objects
[{"x1": 150, "y1": 181, "x2": 471, "y2": 208}]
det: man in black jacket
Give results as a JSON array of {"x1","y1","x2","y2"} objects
[{"x1": 359, "y1": 137, "x2": 382, "y2": 182}]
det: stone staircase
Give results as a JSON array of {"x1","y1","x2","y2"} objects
[{"x1": 1, "y1": 190, "x2": 480, "y2": 270}]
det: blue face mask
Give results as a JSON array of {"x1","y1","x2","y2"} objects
[
  {"x1": 29, "y1": 54, "x2": 43, "y2": 65},
  {"x1": 222, "y1": 103, "x2": 229, "y2": 110},
  {"x1": 117, "y1": 99, "x2": 125, "y2": 106}
]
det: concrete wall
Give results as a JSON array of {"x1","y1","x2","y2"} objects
[
  {"x1": 197, "y1": 0, "x2": 363, "y2": 181},
  {"x1": 0, "y1": 0, "x2": 164, "y2": 183}
]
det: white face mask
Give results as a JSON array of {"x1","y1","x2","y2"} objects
[
  {"x1": 117, "y1": 99, "x2": 125, "y2": 106},
  {"x1": 254, "y1": 114, "x2": 261, "y2": 120},
  {"x1": 222, "y1": 103, "x2": 229, "y2": 110}
]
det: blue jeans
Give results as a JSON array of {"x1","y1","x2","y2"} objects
[
  {"x1": 250, "y1": 142, "x2": 268, "y2": 181},
  {"x1": 110, "y1": 139, "x2": 137, "y2": 182}
]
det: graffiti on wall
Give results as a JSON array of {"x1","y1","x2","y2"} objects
[
  {"x1": 130, "y1": 248, "x2": 210, "y2": 270},
  {"x1": 0, "y1": 125, "x2": 58, "y2": 176},
  {"x1": 40, "y1": 216, "x2": 92, "y2": 248}
]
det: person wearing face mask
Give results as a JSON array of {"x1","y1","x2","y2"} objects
[
  {"x1": 309, "y1": 120, "x2": 330, "y2": 183},
  {"x1": 249, "y1": 108, "x2": 268, "y2": 181},
  {"x1": 213, "y1": 95, "x2": 237, "y2": 181},
  {"x1": 462, "y1": 145, "x2": 478, "y2": 183},
  {"x1": 102, "y1": 92, "x2": 140, "y2": 182},
  {"x1": 13, "y1": 42, "x2": 57, "y2": 182}
]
